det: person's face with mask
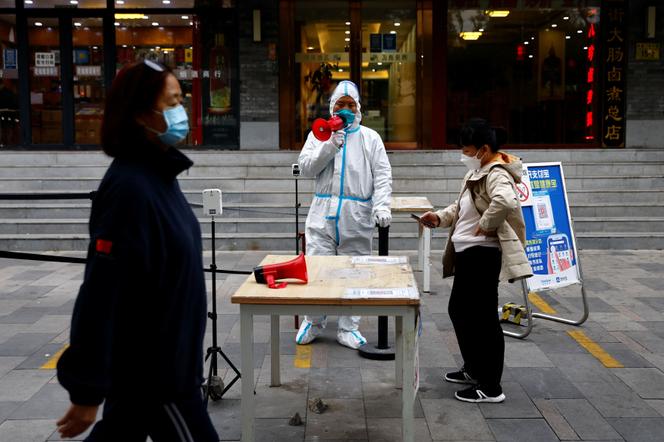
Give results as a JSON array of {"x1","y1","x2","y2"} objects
[
  {"x1": 333, "y1": 96, "x2": 357, "y2": 114},
  {"x1": 460, "y1": 144, "x2": 490, "y2": 171},
  {"x1": 140, "y1": 74, "x2": 187, "y2": 148}
]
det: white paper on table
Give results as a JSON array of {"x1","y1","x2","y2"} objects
[
  {"x1": 343, "y1": 287, "x2": 419, "y2": 299},
  {"x1": 351, "y1": 256, "x2": 408, "y2": 265}
]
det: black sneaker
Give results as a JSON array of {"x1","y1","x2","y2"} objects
[
  {"x1": 454, "y1": 386, "x2": 505, "y2": 403},
  {"x1": 444, "y1": 369, "x2": 478, "y2": 385}
]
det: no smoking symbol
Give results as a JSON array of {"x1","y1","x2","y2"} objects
[{"x1": 516, "y1": 182, "x2": 530, "y2": 202}]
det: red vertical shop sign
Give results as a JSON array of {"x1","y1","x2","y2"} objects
[{"x1": 601, "y1": 0, "x2": 627, "y2": 148}]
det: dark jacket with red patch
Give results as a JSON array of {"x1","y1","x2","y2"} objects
[{"x1": 57, "y1": 146, "x2": 207, "y2": 405}]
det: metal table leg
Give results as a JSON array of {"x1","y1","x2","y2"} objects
[
  {"x1": 270, "y1": 315, "x2": 281, "y2": 387},
  {"x1": 240, "y1": 307, "x2": 254, "y2": 442}
]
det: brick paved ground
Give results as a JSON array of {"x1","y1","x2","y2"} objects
[{"x1": 1, "y1": 250, "x2": 663, "y2": 441}]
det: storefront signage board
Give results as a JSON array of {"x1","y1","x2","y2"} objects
[
  {"x1": 35, "y1": 52, "x2": 56, "y2": 67},
  {"x1": 3, "y1": 49, "x2": 16, "y2": 70}
]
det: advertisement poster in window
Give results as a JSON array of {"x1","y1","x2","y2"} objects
[
  {"x1": 521, "y1": 163, "x2": 580, "y2": 292},
  {"x1": 538, "y1": 31, "x2": 565, "y2": 101},
  {"x1": 199, "y1": 11, "x2": 239, "y2": 149}
]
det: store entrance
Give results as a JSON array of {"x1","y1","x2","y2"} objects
[{"x1": 26, "y1": 13, "x2": 106, "y2": 147}]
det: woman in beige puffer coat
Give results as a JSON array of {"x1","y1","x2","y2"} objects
[{"x1": 420, "y1": 119, "x2": 532, "y2": 404}]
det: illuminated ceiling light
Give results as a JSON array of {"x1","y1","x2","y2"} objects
[
  {"x1": 34, "y1": 21, "x2": 43, "y2": 27},
  {"x1": 390, "y1": 30, "x2": 396, "y2": 34},
  {"x1": 114, "y1": 13, "x2": 149, "y2": 19},
  {"x1": 459, "y1": 31, "x2": 482, "y2": 40},
  {"x1": 69, "y1": 0, "x2": 78, "y2": 4},
  {"x1": 307, "y1": 46, "x2": 314, "y2": 50},
  {"x1": 394, "y1": 22, "x2": 401, "y2": 26},
  {"x1": 524, "y1": 41, "x2": 529, "y2": 45},
  {"x1": 345, "y1": 21, "x2": 350, "y2": 25},
  {"x1": 122, "y1": 44, "x2": 127, "y2": 47},
  {"x1": 25, "y1": 0, "x2": 33, "y2": 3},
  {"x1": 478, "y1": 28, "x2": 484, "y2": 32},
  {"x1": 551, "y1": 23, "x2": 558, "y2": 28},
  {"x1": 116, "y1": 0, "x2": 124, "y2": 3},
  {"x1": 93, "y1": 46, "x2": 98, "y2": 49},
  {"x1": 74, "y1": 22, "x2": 82, "y2": 26},
  {"x1": 577, "y1": 29, "x2": 583, "y2": 33},
  {"x1": 486, "y1": 10, "x2": 510, "y2": 18},
  {"x1": 151, "y1": 22, "x2": 159, "y2": 26},
  {"x1": 181, "y1": 15, "x2": 189, "y2": 19},
  {"x1": 344, "y1": 37, "x2": 350, "y2": 41},
  {"x1": 377, "y1": 62, "x2": 383, "y2": 65},
  {"x1": 345, "y1": 30, "x2": 350, "y2": 34},
  {"x1": 531, "y1": 36, "x2": 535, "y2": 40},
  {"x1": 372, "y1": 68, "x2": 376, "y2": 72},
  {"x1": 563, "y1": 16, "x2": 570, "y2": 20},
  {"x1": 338, "y1": 68, "x2": 343, "y2": 72},
  {"x1": 114, "y1": 22, "x2": 120, "y2": 26},
  {"x1": 565, "y1": 35, "x2": 571, "y2": 39},
  {"x1": 162, "y1": 0, "x2": 170, "y2": 3},
  {"x1": 189, "y1": 21, "x2": 193, "y2": 26},
  {"x1": 528, "y1": 54, "x2": 534, "y2": 59}
]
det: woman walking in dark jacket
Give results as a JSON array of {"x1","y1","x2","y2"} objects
[{"x1": 56, "y1": 60, "x2": 218, "y2": 441}]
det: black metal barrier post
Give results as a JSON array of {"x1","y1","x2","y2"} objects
[
  {"x1": 203, "y1": 218, "x2": 241, "y2": 404},
  {"x1": 358, "y1": 225, "x2": 395, "y2": 360}
]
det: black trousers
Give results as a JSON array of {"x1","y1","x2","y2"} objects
[
  {"x1": 86, "y1": 390, "x2": 219, "y2": 442},
  {"x1": 448, "y1": 246, "x2": 504, "y2": 392}
]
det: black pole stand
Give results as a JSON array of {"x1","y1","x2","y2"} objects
[
  {"x1": 358, "y1": 225, "x2": 395, "y2": 360},
  {"x1": 294, "y1": 173, "x2": 302, "y2": 329},
  {"x1": 203, "y1": 217, "x2": 241, "y2": 405}
]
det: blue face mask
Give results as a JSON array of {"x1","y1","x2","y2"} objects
[
  {"x1": 151, "y1": 104, "x2": 189, "y2": 146},
  {"x1": 335, "y1": 109, "x2": 355, "y2": 128}
]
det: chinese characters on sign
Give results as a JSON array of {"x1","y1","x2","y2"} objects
[{"x1": 601, "y1": 0, "x2": 627, "y2": 147}]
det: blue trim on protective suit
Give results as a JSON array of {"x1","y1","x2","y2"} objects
[
  {"x1": 351, "y1": 330, "x2": 366, "y2": 345},
  {"x1": 296, "y1": 322, "x2": 312, "y2": 344}
]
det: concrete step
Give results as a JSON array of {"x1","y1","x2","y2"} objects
[
  {"x1": 2, "y1": 231, "x2": 664, "y2": 252},
  {"x1": 2, "y1": 216, "x2": 663, "y2": 236},
  {"x1": 0, "y1": 148, "x2": 662, "y2": 167},
  {"x1": 2, "y1": 175, "x2": 663, "y2": 192},
  {"x1": 2, "y1": 201, "x2": 664, "y2": 220},
  {"x1": 3, "y1": 161, "x2": 664, "y2": 178}
]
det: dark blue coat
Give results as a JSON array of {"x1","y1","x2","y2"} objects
[{"x1": 57, "y1": 146, "x2": 207, "y2": 405}]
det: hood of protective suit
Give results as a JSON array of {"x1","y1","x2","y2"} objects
[
  {"x1": 329, "y1": 80, "x2": 362, "y2": 130},
  {"x1": 468, "y1": 151, "x2": 523, "y2": 184}
]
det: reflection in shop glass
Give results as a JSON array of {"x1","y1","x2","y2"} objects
[{"x1": 144, "y1": 59, "x2": 165, "y2": 72}]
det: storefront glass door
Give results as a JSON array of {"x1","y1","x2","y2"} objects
[{"x1": 73, "y1": 17, "x2": 104, "y2": 145}]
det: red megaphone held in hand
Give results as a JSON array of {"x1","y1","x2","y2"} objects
[
  {"x1": 312, "y1": 115, "x2": 345, "y2": 141},
  {"x1": 253, "y1": 253, "x2": 308, "y2": 289}
]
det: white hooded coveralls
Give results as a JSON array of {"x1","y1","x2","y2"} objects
[{"x1": 296, "y1": 80, "x2": 393, "y2": 347}]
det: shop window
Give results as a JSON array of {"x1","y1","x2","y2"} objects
[
  {"x1": 73, "y1": 18, "x2": 104, "y2": 145},
  {"x1": 115, "y1": 0, "x2": 195, "y2": 8},
  {"x1": 294, "y1": 0, "x2": 349, "y2": 144},
  {"x1": 29, "y1": 17, "x2": 62, "y2": 144},
  {"x1": 447, "y1": 2, "x2": 601, "y2": 145},
  {"x1": 115, "y1": 14, "x2": 195, "y2": 145},
  {"x1": 0, "y1": 14, "x2": 19, "y2": 147},
  {"x1": 24, "y1": 0, "x2": 107, "y2": 8},
  {"x1": 361, "y1": 0, "x2": 416, "y2": 144}
]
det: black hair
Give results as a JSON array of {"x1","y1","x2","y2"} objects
[
  {"x1": 458, "y1": 118, "x2": 508, "y2": 152},
  {"x1": 101, "y1": 60, "x2": 173, "y2": 157}
]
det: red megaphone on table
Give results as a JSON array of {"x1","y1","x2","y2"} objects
[{"x1": 253, "y1": 253, "x2": 308, "y2": 289}]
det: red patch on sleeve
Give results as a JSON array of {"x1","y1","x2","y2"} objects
[{"x1": 95, "y1": 239, "x2": 113, "y2": 254}]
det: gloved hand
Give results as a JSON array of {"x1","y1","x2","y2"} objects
[
  {"x1": 374, "y1": 210, "x2": 392, "y2": 228},
  {"x1": 329, "y1": 130, "x2": 345, "y2": 148}
]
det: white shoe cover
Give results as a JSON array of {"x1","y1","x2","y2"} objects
[
  {"x1": 296, "y1": 318, "x2": 324, "y2": 345},
  {"x1": 336, "y1": 329, "x2": 367, "y2": 349}
]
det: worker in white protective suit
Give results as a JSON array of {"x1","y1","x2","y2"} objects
[{"x1": 295, "y1": 80, "x2": 393, "y2": 349}]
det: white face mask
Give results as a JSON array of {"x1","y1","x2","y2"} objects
[{"x1": 460, "y1": 150, "x2": 483, "y2": 171}]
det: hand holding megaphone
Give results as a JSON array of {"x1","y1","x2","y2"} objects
[{"x1": 311, "y1": 109, "x2": 355, "y2": 142}]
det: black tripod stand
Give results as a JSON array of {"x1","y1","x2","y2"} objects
[{"x1": 203, "y1": 217, "x2": 241, "y2": 405}]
